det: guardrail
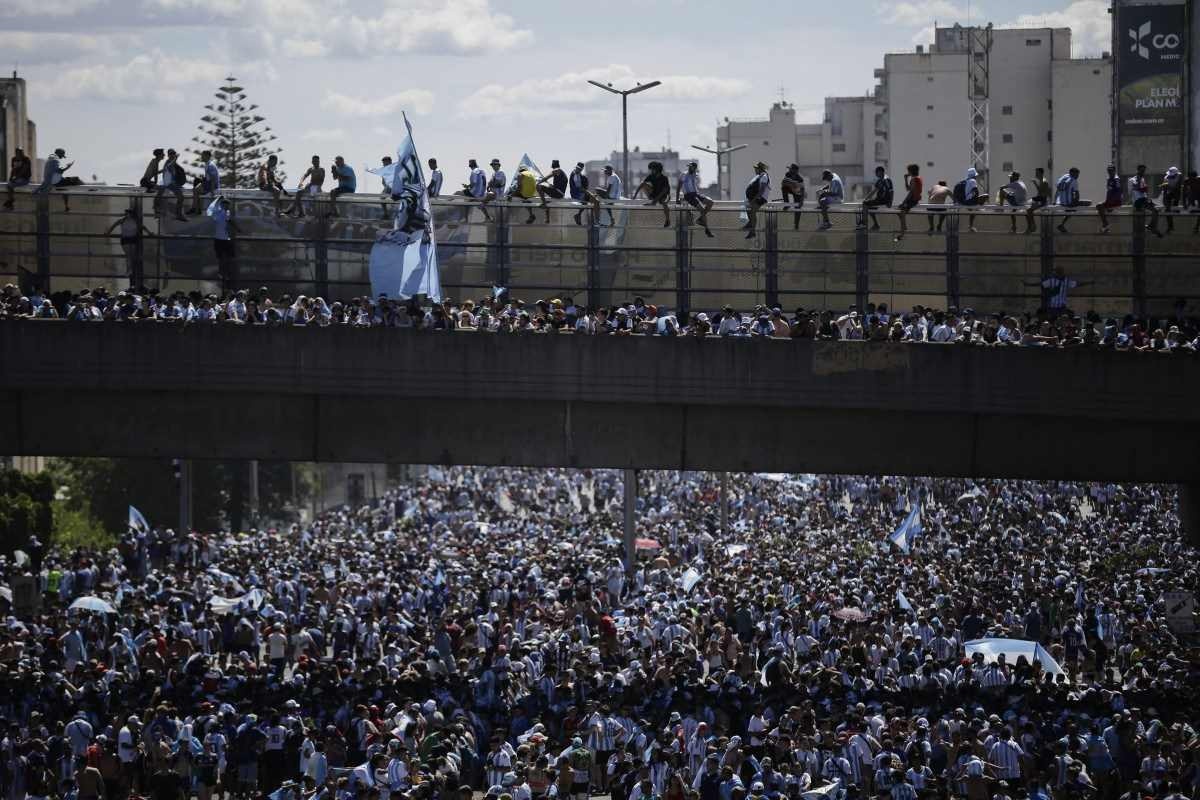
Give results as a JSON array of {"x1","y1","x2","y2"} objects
[{"x1": 2, "y1": 185, "x2": 1199, "y2": 316}]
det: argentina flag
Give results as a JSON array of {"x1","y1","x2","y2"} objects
[
  {"x1": 368, "y1": 112, "x2": 442, "y2": 302},
  {"x1": 888, "y1": 502, "x2": 923, "y2": 553},
  {"x1": 129, "y1": 505, "x2": 150, "y2": 534}
]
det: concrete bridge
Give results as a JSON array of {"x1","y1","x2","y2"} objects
[{"x1": 2, "y1": 323, "x2": 1198, "y2": 486}]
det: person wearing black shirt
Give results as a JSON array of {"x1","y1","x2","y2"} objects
[
  {"x1": 536, "y1": 159, "x2": 570, "y2": 224},
  {"x1": 860, "y1": 166, "x2": 894, "y2": 232},
  {"x1": 633, "y1": 161, "x2": 671, "y2": 228},
  {"x1": 3, "y1": 147, "x2": 32, "y2": 210}
]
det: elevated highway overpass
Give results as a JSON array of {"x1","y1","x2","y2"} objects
[{"x1": 2, "y1": 323, "x2": 1198, "y2": 485}]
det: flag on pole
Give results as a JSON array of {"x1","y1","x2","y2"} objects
[
  {"x1": 368, "y1": 112, "x2": 441, "y2": 302},
  {"x1": 129, "y1": 505, "x2": 150, "y2": 534},
  {"x1": 888, "y1": 502, "x2": 923, "y2": 553}
]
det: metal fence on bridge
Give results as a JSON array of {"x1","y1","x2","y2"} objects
[{"x1": 2, "y1": 185, "x2": 1199, "y2": 316}]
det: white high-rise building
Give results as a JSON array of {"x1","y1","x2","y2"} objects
[
  {"x1": 715, "y1": 23, "x2": 1113, "y2": 202},
  {"x1": 880, "y1": 25, "x2": 1112, "y2": 200},
  {"x1": 0, "y1": 73, "x2": 38, "y2": 183}
]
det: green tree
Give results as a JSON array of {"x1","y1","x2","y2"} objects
[
  {"x1": 0, "y1": 468, "x2": 53, "y2": 555},
  {"x1": 187, "y1": 77, "x2": 284, "y2": 189}
]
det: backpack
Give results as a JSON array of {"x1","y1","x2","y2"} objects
[
  {"x1": 745, "y1": 176, "x2": 759, "y2": 200},
  {"x1": 952, "y1": 180, "x2": 968, "y2": 205}
]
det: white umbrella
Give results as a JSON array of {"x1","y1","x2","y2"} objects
[{"x1": 69, "y1": 596, "x2": 117, "y2": 614}]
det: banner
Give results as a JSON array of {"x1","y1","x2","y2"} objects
[{"x1": 1118, "y1": 3, "x2": 1186, "y2": 135}]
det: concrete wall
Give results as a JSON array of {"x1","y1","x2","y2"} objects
[{"x1": 3, "y1": 324, "x2": 1199, "y2": 481}]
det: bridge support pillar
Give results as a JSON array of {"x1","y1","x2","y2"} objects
[
  {"x1": 624, "y1": 468, "x2": 637, "y2": 580},
  {"x1": 1179, "y1": 483, "x2": 1200, "y2": 547}
]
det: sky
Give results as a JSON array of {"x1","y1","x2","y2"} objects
[{"x1": 3, "y1": 0, "x2": 1115, "y2": 189}]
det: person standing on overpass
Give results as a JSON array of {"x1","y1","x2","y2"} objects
[{"x1": 1025, "y1": 266, "x2": 1087, "y2": 319}]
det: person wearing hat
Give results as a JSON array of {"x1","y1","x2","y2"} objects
[
  {"x1": 479, "y1": 158, "x2": 507, "y2": 222},
  {"x1": 567, "y1": 162, "x2": 595, "y2": 226},
  {"x1": 632, "y1": 160, "x2": 672, "y2": 228},
  {"x1": 743, "y1": 162, "x2": 770, "y2": 238},
  {"x1": 780, "y1": 164, "x2": 806, "y2": 230},
  {"x1": 676, "y1": 161, "x2": 714, "y2": 237},
  {"x1": 535, "y1": 160, "x2": 569, "y2": 224},
  {"x1": 36, "y1": 147, "x2": 75, "y2": 212}
]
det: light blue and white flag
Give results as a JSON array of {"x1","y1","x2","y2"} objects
[
  {"x1": 129, "y1": 505, "x2": 150, "y2": 534},
  {"x1": 888, "y1": 502, "x2": 923, "y2": 553},
  {"x1": 508, "y1": 153, "x2": 544, "y2": 192},
  {"x1": 368, "y1": 112, "x2": 441, "y2": 302},
  {"x1": 896, "y1": 589, "x2": 913, "y2": 612}
]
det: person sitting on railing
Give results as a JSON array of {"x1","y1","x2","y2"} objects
[
  {"x1": 953, "y1": 167, "x2": 985, "y2": 233},
  {"x1": 742, "y1": 161, "x2": 771, "y2": 238},
  {"x1": 1129, "y1": 165, "x2": 1163, "y2": 239},
  {"x1": 3, "y1": 147, "x2": 33, "y2": 211},
  {"x1": 257, "y1": 155, "x2": 290, "y2": 216},
  {"x1": 592, "y1": 165, "x2": 621, "y2": 227},
  {"x1": 996, "y1": 171, "x2": 1028, "y2": 234},
  {"x1": 189, "y1": 150, "x2": 221, "y2": 216},
  {"x1": 328, "y1": 156, "x2": 356, "y2": 219},
  {"x1": 676, "y1": 161, "x2": 714, "y2": 238},
  {"x1": 1160, "y1": 167, "x2": 1183, "y2": 234},
  {"x1": 1024, "y1": 167, "x2": 1050, "y2": 235},
  {"x1": 35, "y1": 147, "x2": 76, "y2": 213},
  {"x1": 780, "y1": 164, "x2": 806, "y2": 230},
  {"x1": 1096, "y1": 165, "x2": 1123, "y2": 235},
  {"x1": 926, "y1": 180, "x2": 951, "y2": 234},
  {"x1": 534, "y1": 160, "x2": 568, "y2": 225},
  {"x1": 894, "y1": 164, "x2": 921, "y2": 242},
  {"x1": 815, "y1": 169, "x2": 843, "y2": 232},
  {"x1": 1052, "y1": 167, "x2": 1089, "y2": 235},
  {"x1": 481, "y1": 158, "x2": 506, "y2": 222},
  {"x1": 286, "y1": 156, "x2": 326, "y2": 219},
  {"x1": 859, "y1": 166, "x2": 893, "y2": 233},
  {"x1": 633, "y1": 161, "x2": 672, "y2": 229}
]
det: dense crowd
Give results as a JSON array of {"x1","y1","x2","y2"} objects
[
  {"x1": 1, "y1": 280, "x2": 1199, "y2": 351},
  {"x1": 0, "y1": 469, "x2": 1198, "y2": 800}
]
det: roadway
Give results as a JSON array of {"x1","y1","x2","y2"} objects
[{"x1": 2, "y1": 323, "x2": 1199, "y2": 484}]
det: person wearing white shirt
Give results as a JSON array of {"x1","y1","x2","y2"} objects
[
  {"x1": 998, "y1": 171, "x2": 1028, "y2": 233},
  {"x1": 817, "y1": 170, "x2": 844, "y2": 230},
  {"x1": 1053, "y1": 167, "x2": 1086, "y2": 234},
  {"x1": 1129, "y1": 164, "x2": 1162, "y2": 237},
  {"x1": 676, "y1": 161, "x2": 714, "y2": 237},
  {"x1": 591, "y1": 165, "x2": 622, "y2": 226}
]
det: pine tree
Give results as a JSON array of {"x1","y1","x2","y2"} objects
[{"x1": 188, "y1": 76, "x2": 284, "y2": 189}]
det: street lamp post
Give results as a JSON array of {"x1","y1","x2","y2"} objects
[
  {"x1": 692, "y1": 144, "x2": 747, "y2": 200},
  {"x1": 587, "y1": 80, "x2": 662, "y2": 191}
]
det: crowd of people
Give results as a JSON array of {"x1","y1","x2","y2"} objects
[
  {"x1": 1, "y1": 279, "x2": 1199, "y2": 352},
  {"x1": 0, "y1": 469, "x2": 1197, "y2": 800},
  {"x1": 8, "y1": 145, "x2": 1200, "y2": 242}
]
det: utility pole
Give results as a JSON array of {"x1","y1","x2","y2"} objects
[
  {"x1": 588, "y1": 80, "x2": 663, "y2": 191},
  {"x1": 692, "y1": 143, "x2": 748, "y2": 200}
]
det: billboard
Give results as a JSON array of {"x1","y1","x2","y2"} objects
[{"x1": 1118, "y1": 3, "x2": 1187, "y2": 136}]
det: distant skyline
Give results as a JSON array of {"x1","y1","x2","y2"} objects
[{"x1": 3, "y1": 0, "x2": 1113, "y2": 189}]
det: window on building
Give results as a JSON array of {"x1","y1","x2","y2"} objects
[
  {"x1": 762, "y1": 140, "x2": 769, "y2": 146},
  {"x1": 1001, "y1": 105, "x2": 1013, "y2": 115},
  {"x1": 926, "y1": 104, "x2": 934, "y2": 110},
  {"x1": 926, "y1": 161, "x2": 934, "y2": 168},
  {"x1": 1047, "y1": 130, "x2": 1053, "y2": 141},
  {"x1": 927, "y1": 76, "x2": 935, "y2": 82},
  {"x1": 1002, "y1": 161, "x2": 1014, "y2": 172},
  {"x1": 926, "y1": 133, "x2": 934, "y2": 139},
  {"x1": 832, "y1": 143, "x2": 846, "y2": 152},
  {"x1": 1026, "y1": 38, "x2": 1042, "y2": 46},
  {"x1": 1002, "y1": 133, "x2": 1013, "y2": 143}
]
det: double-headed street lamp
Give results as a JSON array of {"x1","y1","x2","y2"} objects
[
  {"x1": 587, "y1": 79, "x2": 662, "y2": 191},
  {"x1": 692, "y1": 143, "x2": 747, "y2": 200}
]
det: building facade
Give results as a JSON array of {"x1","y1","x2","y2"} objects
[
  {"x1": 716, "y1": 98, "x2": 886, "y2": 201},
  {"x1": 0, "y1": 74, "x2": 37, "y2": 183},
  {"x1": 716, "y1": 24, "x2": 1114, "y2": 202}
]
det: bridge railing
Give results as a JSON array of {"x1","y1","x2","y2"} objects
[{"x1": 2, "y1": 185, "x2": 1198, "y2": 316}]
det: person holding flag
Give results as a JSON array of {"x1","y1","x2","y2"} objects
[{"x1": 888, "y1": 501, "x2": 923, "y2": 553}]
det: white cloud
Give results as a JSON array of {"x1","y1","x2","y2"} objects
[
  {"x1": 281, "y1": 37, "x2": 329, "y2": 58},
  {"x1": 0, "y1": 0, "x2": 102, "y2": 16},
  {"x1": 322, "y1": 89, "x2": 434, "y2": 117},
  {"x1": 0, "y1": 30, "x2": 125, "y2": 64},
  {"x1": 41, "y1": 50, "x2": 226, "y2": 103},
  {"x1": 301, "y1": 128, "x2": 348, "y2": 141},
  {"x1": 876, "y1": 0, "x2": 967, "y2": 27},
  {"x1": 458, "y1": 65, "x2": 751, "y2": 118},
  {"x1": 1007, "y1": 0, "x2": 1111, "y2": 57}
]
